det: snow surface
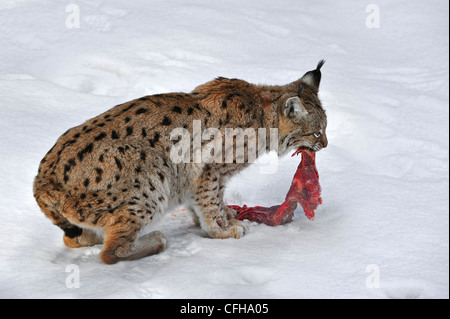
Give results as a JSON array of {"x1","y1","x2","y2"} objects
[{"x1": 0, "y1": 0, "x2": 448, "y2": 299}]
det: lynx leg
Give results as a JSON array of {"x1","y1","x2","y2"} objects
[
  {"x1": 192, "y1": 170, "x2": 247, "y2": 239},
  {"x1": 34, "y1": 188, "x2": 99, "y2": 248},
  {"x1": 100, "y1": 214, "x2": 167, "y2": 264}
]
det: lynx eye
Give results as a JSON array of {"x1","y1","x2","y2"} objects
[{"x1": 313, "y1": 132, "x2": 321, "y2": 138}]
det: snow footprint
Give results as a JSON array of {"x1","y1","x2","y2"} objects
[
  {"x1": 206, "y1": 266, "x2": 276, "y2": 286},
  {"x1": 381, "y1": 279, "x2": 427, "y2": 299},
  {"x1": 383, "y1": 286, "x2": 423, "y2": 299},
  {"x1": 83, "y1": 14, "x2": 112, "y2": 32},
  {"x1": 171, "y1": 240, "x2": 203, "y2": 257}
]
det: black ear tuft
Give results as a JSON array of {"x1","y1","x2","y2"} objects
[
  {"x1": 316, "y1": 59, "x2": 326, "y2": 71},
  {"x1": 300, "y1": 59, "x2": 325, "y2": 92}
]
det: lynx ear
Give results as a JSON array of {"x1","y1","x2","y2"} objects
[
  {"x1": 284, "y1": 96, "x2": 308, "y2": 119},
  {"x1": 300, "y1": 59, "x2": 325, "y2": 92}
]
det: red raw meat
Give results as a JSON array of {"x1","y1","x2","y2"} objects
[{"x1": 228, "y1": 149, "x2": 322, "y2": 226}]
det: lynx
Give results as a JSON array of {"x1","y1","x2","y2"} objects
[{"x1": 33, "y1": 61, "x2": 328, "y2": 264}]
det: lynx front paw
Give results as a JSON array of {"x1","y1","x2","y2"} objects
[{"x1": 213, "y1": 219, "x2": 248, "y2": 239}]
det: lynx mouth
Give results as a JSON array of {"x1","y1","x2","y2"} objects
[
  {"x1": 298, "y1": 146, "x2": 315, "y2": 152},
  {"x1": 286, "y1": 138, "x2": 316, "y2": 153},
  {"x1": 300, "y1": 143, "x2": 324, "y2": 152}
]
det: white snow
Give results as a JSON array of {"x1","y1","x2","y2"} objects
[{"x1": 0, "y1": 0, "x2": 448, "y2": 299}]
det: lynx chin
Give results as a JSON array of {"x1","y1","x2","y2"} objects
[{"x1": 33, "y1": 60, "x2": 328, "y2": 264}]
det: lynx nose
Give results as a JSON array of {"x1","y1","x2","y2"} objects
[{"x1": 321, "y1": 134, "x2": 328, "y2": 148}]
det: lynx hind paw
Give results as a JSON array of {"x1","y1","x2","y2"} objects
[
  {"x1": 63, "y1": 227, "x2": 103, "y2": 248},
  {"x1": 142, "y1": 231, "x2": 167, "y2": 253}
]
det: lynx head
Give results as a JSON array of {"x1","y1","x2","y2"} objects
[{"x1": 277, "y1": 60, "x2": 328, "y2": 155}]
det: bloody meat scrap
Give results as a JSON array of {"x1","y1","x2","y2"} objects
[{"x1": 228, "y1": 149, "x2": 322, "y2": 226}]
